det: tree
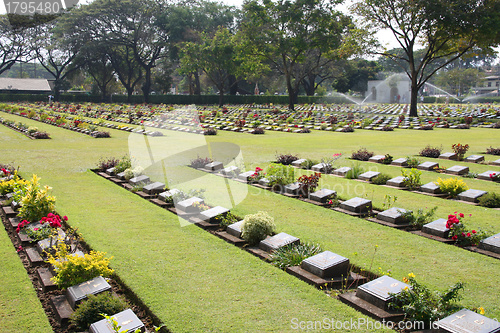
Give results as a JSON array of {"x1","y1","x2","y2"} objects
[
  {"x1": 0, "y1": 15, "x2": 32, "y2": 76},
  {"x1": 434, "y1": 68, "x2": 483, "y2": 97},
  {"x1": 353, "y1": 0, "x2": 500, "y2": 117},
  {"x1": 240, "y1": 0, "x2": 355, "y2": 110},
  {"x1": 31, "y1": 19, "x2": 83, "y2": 101},
  {"x1": 107, "y1": 45, "x2": 143, "y2": 102},
  {"x1": 59, "y1": 0, "x2": 170, "y2": 103},
  {"x1": 76, "y1": 45, "x2": 116, "y2": 102},
  {"x1": 179, "y1": 27, "x2": 263, "y2": 106},
  {"x1": 331, "y1": 59, "x2": 381, "y2": 94}
]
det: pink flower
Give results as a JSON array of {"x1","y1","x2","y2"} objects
[{"x1": 63, "y1": 216, "x2": 68, "y2": 221}]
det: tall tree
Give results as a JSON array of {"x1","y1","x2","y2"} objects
[
  {"x1": 353, "y1": 0, "x2": 500, "y2": 117},
  {"x1": 240, "y1": 0, "x2": 357, "y2": 110},
  {"x1": 0, "y1": 15, "x2": 32, "y2": 75},
  {"x1": 31, "y1": 19, "x2": 83, "y2": 101},
  {"x1": 107, "y1": 45, "x2": 143, "y2": 102},
  {"x1": 59, "y1": 0, "x2": 170, "y2": 103},
  {"x1": 179, "y1": 27, "x2": 263, "y2": 106}
]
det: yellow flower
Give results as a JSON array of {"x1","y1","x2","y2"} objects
[
  {"x1": 408, "y1": 273, "x2": 415, "y2": 278},
  {"x1": 403, "y1": 286, "x2": 409, "y2": 291},
  {"x1": 403, "y1": 277, "x2": 409, "y2": 283},
  {"x1": 479, "y1": 307, "x2": 485, "y2": 315}
]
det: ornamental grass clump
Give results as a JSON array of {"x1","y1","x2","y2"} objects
[
  {"x1": 434, "y1": 177, "x2": 468, "y2": 198},
  {"x1": 241, "y1": 211, "x2": 276, "y2": 245},
  {"x1": 270, "y1": 243, "x2": 322, "y2": 270}
]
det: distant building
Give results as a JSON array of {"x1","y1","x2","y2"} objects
[
  {"x1": 365, "y1": 74, "x2": 411, "y2": 103},
  {"x1": 0, "y1": 78, "x2": 52, "y2": 94},
  {"x1": 473, "y1": 75, "x2": 499, "y2": 96}
]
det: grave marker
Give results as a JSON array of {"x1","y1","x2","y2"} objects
[
  {"x1": 205, "y1": 161, "x2": 223, "y2": 171},
  {"x1": 66, "y1": 276, "x2": 111, "y2": 310},
  {"x1": 422, "y1": 218, "x2": 452, "y2": 238},
  {"x1": 309, "y1": 189, "x2": 336, "y2": 203},
  {"x1": 259, "y1": 232, "x2": 300, "y2": 253},
  {"x1": 142, "y1": 182, "x2": 165, "y2": 195},
  {"x1": 226, "y1": 220, "x2": 244, "y2": 238},
  {"x1": 358, "y1": 171, "x2": 381, "y2": 182},
  {"x1": 437, "y1": 308, "x2": 500, "y2": 333},
  {"x1": 417, "y1": 161, "x2": 439, "y2": 171},
  {"x1": 376, "y1": 207, "x2": 410, "y2": 225},
  {"x1": 89, "y1": 309, "x2": 145, "y2": 333},
  {"x1": 356, "y1": 275, "x2": 410, "y2": 310},
  {"x1": 301, "y1": 251, "x2": 349, "y2": 278},
  {"x1": 339, "y1": 197, "x2": 372, "y2": 214},
  {"x1": 457, "y1": 189, "x2": 487, "y2": 203},
  {"x1": 479, "y1": 233, "x2": 500, "y2": 254},
  {"x1": 446, "y1": 165, "x2": 469, "y2": 176}
]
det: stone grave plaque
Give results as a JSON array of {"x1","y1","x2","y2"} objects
[
  {"x1": 356, "y1": 275, "x2": 410, "y2": 310},
  {"x1": 301, "y1": 251, "x2": 349, "y2": 278},
  {"x1": 105, "y1": 167, "x2": 116, "y2": 176},
  {"x1": 66, "y1": 276, "x2": 111, "y2": 310},
  {"x1": 176, "y1": 197, "x2": 204, "y2": 213},
  {"x1": 89, "y1": 309, "x2": 145, "y2": 333},
  {"x1": 158, "y1": 189, "x2": 181, "y2": 203},
  {"x1": 464, "y1": 155, "x2": 484, "y2": 163},
  {"x1": 420, "y1": 182, "x2": 442, "y2": 194},
  {"x1": 439, "y1": 152, "x2": 457, "y2": 160},
  {"x1": 437, "y1": 308, "x2": 500, "y2": 333},
  {"x1": 391, "y1": 158, "x2": 408, "y2": 167},
  {"x1": 142, "y1": 182, "x2": 165, "y2": 195},
  {"x1": 491, "y1": 159, "x2": 500, "y2": 166},
  {"x1": 259, "y1": 232, "x2": 300, "y2": 253},
  {"x1": 417, "y1": 161, "x2": 439, "y2": 171},
  {"x1": 339, "y1": 197, "x2": 372, "y2": 214},
  {"x1": 358, "y1": 171, "x2": 380, "y2": 181},
  {"x1": 457, "y1": 189, "x2": 487, "y2": 203},
  {"x1": 422, "y1": 218, "x2": 451, "y2": 238},
  {"x1": 258, "y1": 178, "x2": 271, "y2": 187},
  {"x1": 221, "y1": 166, "x2": 240, "y2": 176},
  {"x1": 116, "y1": 172, "x2": 127, "y2": 180},
  {"x1": 333, "y1": 167, "x2": 351, "y2": 177},
  {"x1": 284, "y1": 182, "x2": 301, "y2": 195},
  {"x1": 386, "y1": 176, "x2": 406, "y2": 188},
  {"x1": 205, "y1": 161, "x2": 223, "y2": 171},
  {"x1": 36, "y1": 229, "x2": 66, "y2": 253},
  {"x1": 376, "y1": 207, "x2": 409, "y2": 225},
  {"x1": 128, "y1": 175, "x2": 150, "y2": 186},
  {"x1": 291, "y1": 159, "x2": 307, "y2": 168},
  {"x1": 446, "y1": 165, "x2": 469, "y2": 176},
  {"x1": 199, "y1": 206, "x2": 229, "y2": 223},
  {"x1": 238, "y1": 171, "x2": 256, "y2": 183},
  {"x1": 479, "y1": 233, "x2": 500, "y2": 254},
  {"x1": 477, "y1": 171, "x2": 500, "y2": 181},
  {"x1": 311, "y1": 163, "x2": 329, "y2": 173},
  {"x1": 226, "y1": 220, "x2": 244, "y2": 238},
  {"x1": 309, "y1": 189, "x2": 336, "y2": 203},
  {"x1": 368, "y1": 155, "x2": 386, "y2": 163}
]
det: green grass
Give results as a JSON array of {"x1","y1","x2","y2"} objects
[
  {"x1": 0, "y1": 218, "x2": 52, "y2": 332},
  {"x1": 1, "y1": 110, "x2": 499, "y2": 332}
]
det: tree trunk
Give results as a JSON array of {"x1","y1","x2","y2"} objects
[
  {"x1": 126, "y1": 87, "x2": 133, "y2": 103},
  {"x1": 218, "y1": 89, "x2": 224, "y2": 107},
  {"x1": 194, "y1": 71, "x2": 201, "y2": 95},
  {"x1": 409, "y1": 76, "x2": 419, "y2": 117},
  {"x1": 302, "y1": 74, "x2": 316, "y2": 96},
  {"x1": 228, "y1": 75, "x2": 238, "y2": 95},
  {"x1": 142, "y1": 67, "x2": 152, "y2": 103}
]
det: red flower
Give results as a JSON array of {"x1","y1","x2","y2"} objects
[
  {"x1": 459, "y1": 213, "x2": 464, "y2": 218},
  {"x1": 452, "y1": 235, "x2": 458, "y2": 240},
  {"x1": 467, "y1": 233, "x2": 471, "y2": 237},
  {"x1": 63, "y1": 216, "x2": 68, "y2": 221},
  {"x1": 472, "y1": 230, "x2": 477, "y2": 234}
]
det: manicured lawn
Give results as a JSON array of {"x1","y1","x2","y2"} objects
[{"x1": 1, "y1": 110, "x2": 499, "y2": 331}]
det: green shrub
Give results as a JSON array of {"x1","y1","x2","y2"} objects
[
  {"x1": 266, "y1": 163, "x2": 295, "y2": 186},
  {"x1": 399, "y1": 207, "x2": 438, "y2": 229},
  {"x1": 114, "y1": 155, "x2": 132, "y2": 173},
  {"x1": 241, "y1": 211, "x2": 276, "y2": 245},
  {"x1": 214, "y1": 212, "x2": 239, "y2": 229},
  {"x1": 47, "y1": 243, "x2": 114, "y2": 289},
  {"x1": 402, "y1": 168, "x2": 422, "y2": 190},
  {"x1": 434, "y1": 177, "x2": 468, "y2": 198},
  {"x1": 70, "y1": 293, "x2": 128, "y2": 331},
  {"x1": 406, "y1": 156, "x2": 421, "y2": 168},
  {"x1": 270, "y1": 243, "x2": 322, "y2": 270},
  {"x1": 372, "y1": 173, "x2": 391, "y2": 185},
  {"x1": 478, "y1": 192, "x2": 500, "y2": 208},
  {"x1": 389, "y1": 273, "x2": 465, "y2": 328},
  {"x1": 345, "y1": 163, "x2": 364, "y2": 179},
  {"x1": 17, "y1": 175, "x2": 56, "y2": 222}
]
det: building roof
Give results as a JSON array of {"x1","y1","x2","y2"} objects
[{"x1": 0, "y1": 78, "x2": 51, "y2": 92}]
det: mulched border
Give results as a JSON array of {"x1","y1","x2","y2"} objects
[{"x1": 0, "y1": 196, "x2": 169, "y2": 333}]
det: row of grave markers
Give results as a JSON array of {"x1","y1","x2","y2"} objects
[
  {"x1": 194, "y1": 161, "x2": 500, "y2": 259},
  {"x1": 0, "y1": 176, "x2": 149, "y2": 333},
  {"x1": 95, "y1": 166, "x2": 500, "y2": 332}
]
